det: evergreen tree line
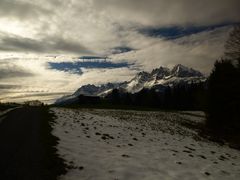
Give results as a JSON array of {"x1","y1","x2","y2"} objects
[{"x1": 76, "y1": 82, "x2": 207, "y2": 110}]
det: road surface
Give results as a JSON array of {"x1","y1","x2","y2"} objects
[{"x1": 0, "y1": 107, "x2": 65, "y2": 180}]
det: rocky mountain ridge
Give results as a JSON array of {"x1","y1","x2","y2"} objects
[{"x1": 55, "y1": 64, "x2": 206, "y2": 104}]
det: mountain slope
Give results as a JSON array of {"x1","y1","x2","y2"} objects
[
  {"x1": 124, "y1": 64, "x2": 205, "y2": 93},
  {"x1": 55, "y1": 64, "x2": 206, "y2": 104}
]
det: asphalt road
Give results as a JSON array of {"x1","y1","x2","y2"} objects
[{"x1": 0, "y1": 107, "x2": 65, "y2": 180}]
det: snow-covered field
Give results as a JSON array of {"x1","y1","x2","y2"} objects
[{"x1": 51, "y1": 108, "x2": 240, "y2": 180}]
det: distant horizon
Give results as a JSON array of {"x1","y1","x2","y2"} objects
[{"x1": 0, "y1": 63, "x2": 206, "y2": 104}]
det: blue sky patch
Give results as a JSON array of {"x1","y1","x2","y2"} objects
[
  {"x1": 111, "y1": 46, "x2": 134, "y2": 54},
  {"x1": 48, "y1": 60, "x2": 133, "y2": 74},
  {"x1": 139, "y1": 23, "x2": 237, "y2": 39},
  {"x1": 78, "y1": 56, "x2": 108, "y2": 60}
]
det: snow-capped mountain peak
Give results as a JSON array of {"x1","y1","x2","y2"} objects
[
  {"x1": 73, "y1": 84, "x2": 99, "y2": 96},
  {"x1": 55, "y1": 64, "x2": 206, "y2": 104},
  {"x1": 135, "y1": 71, "x2": 151, "y2": 80},
  {"x1": 151, "y1": 66, "x2": 171, "y2": 79},
  {"x1": 171, "y1": 64, "x2": 203, "y2": 77},
  {"x1": 125, "y1": 71, "x2": 152, "y2": 93}
]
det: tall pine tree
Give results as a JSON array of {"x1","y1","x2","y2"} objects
[{"x1": 207, "y1": 25, "x2": 240, "y2": 132}]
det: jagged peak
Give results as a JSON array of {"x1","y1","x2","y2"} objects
[
  {"x1": 81, "y1": 84, "x2": 98, "y2": 88},
  {"x1": 136, "y1": 71, "x2": 150, "y2": 76},
  {"x1": 151, "y1": 66, "x2": 170, "y2": 74},
  {"x1": 172, "y1": 64, "x2": 189, "y2": 70},
  {"x1": 56, "y1": 64, "x2": 206, "y2": 104},
  {"x1": 131, "y1": 71, "x2": 151, "y2": 82},
  {"x1": 171, "y1": 64, "x2": 203, "y2": 77}
]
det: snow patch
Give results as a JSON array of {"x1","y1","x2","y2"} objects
[{"x1": 51, "y1": 108, "x2": 240, "y2": 180}]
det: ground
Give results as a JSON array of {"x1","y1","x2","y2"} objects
[
  {"x1": 0, "y1": 107, "x2": 66, "y2": 180},
  {"x1": 51, "y1": 108, "x2": 240, "y2": 180},
  {"x1": 1, "y1": 107, "x2": 240, "y2": 180}
]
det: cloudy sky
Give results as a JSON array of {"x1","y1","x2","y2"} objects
[{"x1": 0, "y1": 0, "x2": 240, "y2": 103}]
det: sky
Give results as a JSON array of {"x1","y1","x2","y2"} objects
[{"x1": 0, "y1": 0, "x2": 240, "y2": 103}]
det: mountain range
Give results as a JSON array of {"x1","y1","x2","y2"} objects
[{"x1": 55, "y1": 64, "x2": 206, "y2": 104}]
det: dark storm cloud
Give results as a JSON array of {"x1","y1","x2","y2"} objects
[
  {"x1": 0, "y1": 92, "x2": 68, "y2": 101},
  {"x1": 52, "y1": 38, "x2": 94, "y2": 55},
  {"x1": 0, "y1": 69, "x2": 32, "y2": 79},
  {"x1": 94, "y1": 0, "x2": 240, "y2": 27},
  {"x1": 0, "y1": 0, "x2": 52, "y2": 20},
  {"x1": 0, "y1": 33, "x2": 93, "y2": 54},
  {"x1": 4, "y1": 92, "x2": 67, "y2": 99},
  {"x1": 0, "y1": 84, "x2": 21, "y2": 90},
  {"x1": 111, "y1": 47, "x2": 134, "y2": 54},
  {"x1": 0, "y1": 62, "x2": 34, "y2": 79}
]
